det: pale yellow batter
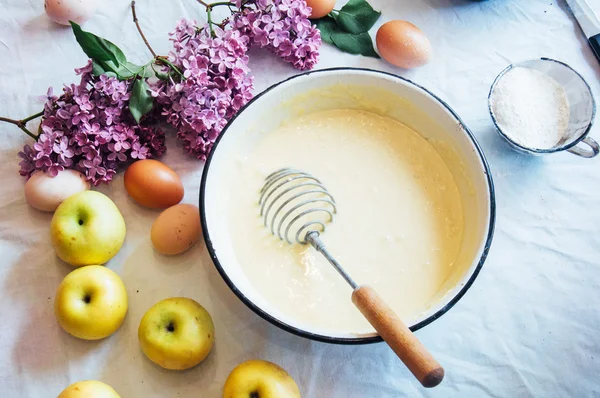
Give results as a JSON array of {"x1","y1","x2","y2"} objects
[{"x1": 227, "y1": 109, "x2": 464, "y2": 334}]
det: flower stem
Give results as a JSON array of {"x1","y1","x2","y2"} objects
[
  {"x1": 196, "y1": 0, "x2": 234, "y2": 36},
  {"x1": 22, "y1": 111, "x2": 44, "y2": 124},
  {"x1": 0, "y1": 114, "x2": 41, "y2": 140},
  {"x1": 206, "y1": 6, "x2": 216, "y2": 37},
  {"x1": 206, "y1": 1, "x2": 235, "y2": 7},
  {"x1": 131, "y1": 0, "x2": 157, "y2": 58},
  {"x1": 155, "y1": 56, "x2": 185, "y2": 79},
  {"x1": 18, "y1": 126, "x2": 38, "y2": 140}
]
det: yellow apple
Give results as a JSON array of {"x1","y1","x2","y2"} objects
[
  {"x1": 138, "y1": 297, "x2": 214, "y2": 370},
  {"x1": 57, "y1": 380, "x2": 120, "y2": 398},
  {"x1": 51, "y1": 190, "x2": 126, "y2": 267},
  {"x1": 223, "y1": 360, "x2": 301, "y2": 398},
  {"x1": 54, "y1": 265, "x2": 128, "y2": 340}
]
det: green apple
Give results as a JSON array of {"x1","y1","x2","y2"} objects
[
  {"x1": 222, "y1": 360, "x2": 301, "y2": 398},
  {"x1": 54, "y1": 265, "x2": 128, "y2": 340},
  {"x1": 57, "y1": 380, "x2": 121, "y2": 398},
  {"x1": 138, "y1": 297, "x2": 214, "y2": 370},
  {"x1": 51, "y1": 190, "x2": 126, "y2": 266}
]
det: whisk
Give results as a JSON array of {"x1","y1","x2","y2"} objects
[{"x1": 259, "y1": 168, "x2": 445, "y2": 388}]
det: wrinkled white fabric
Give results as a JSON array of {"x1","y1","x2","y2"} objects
[{"x1": 1, "y1": 0, "x2": 599, "y2": 397}]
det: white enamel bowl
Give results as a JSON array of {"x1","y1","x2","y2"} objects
[{"x1": 200, "y1": 68, "x2": 495, "y2": 344}]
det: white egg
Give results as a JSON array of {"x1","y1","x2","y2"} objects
[
  {"x1": 44, "y1": 0, "x2": 97, "y2": 26},
  {"x1": 25, "y1": 169, "x2": 90, "y2": 212}
]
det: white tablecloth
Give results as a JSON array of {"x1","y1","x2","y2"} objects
[{"x1": 1, "y1": 0, "x2": 600, "y2": 396}]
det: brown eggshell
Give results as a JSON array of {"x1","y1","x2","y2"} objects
[
  {"x1": 305, "y1": 0, "x2": 336, "y2": 19},
  {"x1": 124, "y1": 160, "x2": 184, "y2": 209},
  {"x1": 151, "y1": 204, "x2": 201, "y2": 255},
  {"x1": 376, "y1": 20, "x2": 432, "y2": 69}
]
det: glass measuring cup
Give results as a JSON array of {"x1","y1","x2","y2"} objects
[{"x1": 488, "y1": 58, "x2": 598, "y2": 158}]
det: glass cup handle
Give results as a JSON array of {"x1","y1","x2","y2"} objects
[{"x1": 567, "y1": 137, "x2": 600, "y2": 158}]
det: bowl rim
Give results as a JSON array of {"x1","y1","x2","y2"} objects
[
  {"x1": 199, "y1": 67, "x2": 496, "y2": 344},
  {"x1": 488, "y1": 57, "x2": 597, "y2": 154}
]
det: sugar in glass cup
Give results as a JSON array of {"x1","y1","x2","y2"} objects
[{"x1": 488, "y1": 58, "x2": 598, "y2": 158}]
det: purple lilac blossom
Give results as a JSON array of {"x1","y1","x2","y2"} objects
[
  {"x1": 17, "y1": 61, "x2": 166, "y2": 185},
  {"x1": 150, "y1": 20, "x2": 254, "y2": 161},
  {"x1": 17, "y1": 1, "x2": 321, "y2": 177},
  {"x1": 233, "y1": 0, "x2": 321, "y2": 71}
]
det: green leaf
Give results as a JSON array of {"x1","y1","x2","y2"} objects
[
  {"x1": 115, "y1": 62, "x2": 143, "y2": 79},
  {"x1": 94, "y1": 59, "x2": 144, "y2": 80},
  {"x1": 314, "y1": 17, "x2": 338, "y2": 45},
  {"x1": 151, "y1": 63, "x2": 171, "y2": 81},
  {"x1": 335, "y1": 0, "x2": 381, "y2": 34},
  {"x1": 70, "y1": 21, "x2": 126, "y2": 66},
  {"x1": 91, "y1": 60, "x2": 106, "y2": 76},
  {"x1": 136, "y1": 64, "x2": 154, "y2": 78},
  {"x1": 129, "y1": 79, "x2": 154, "y2": 123},
  {"x1": 315, "y1": 15, "x2": 379, "y2": 58},
  {"x1": 331, "y1": 30, "x2": 379, "y2": 58},
  {"x1": 71, "y1": 22, "x2": 150, "y2": 82}
]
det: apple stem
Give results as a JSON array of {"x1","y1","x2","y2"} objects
[{"x1": 166, "y1": 322, "x2": 175, "y2": 332}]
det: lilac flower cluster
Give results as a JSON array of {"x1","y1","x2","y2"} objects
[
  {"x1": 15, "y1": 0, "x2": 322, "y2": 181},
  {"x1": 18, "y1": 61, "x2": 166, "y2": 185},
  {"x1": 233, "y1": 0, "x2": 321, "y2": 70},
  {"x1": 150, "y1": 20, "x2": 254, "y2": 160},
  {"x1": 150, "y1": 1, "x2": 321, "y2": 161}
]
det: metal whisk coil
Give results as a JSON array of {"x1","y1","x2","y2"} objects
[
  {"x1": 258, "y1": 168, "x2": 337, "y2": 244},
  {"x1": 256, "y1": 167, "x2": 444, "y2": 386}
]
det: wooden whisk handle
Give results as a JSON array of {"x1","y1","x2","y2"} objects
[{"x1": 351, "y1": 285, "x2": 445, "y2": 388}]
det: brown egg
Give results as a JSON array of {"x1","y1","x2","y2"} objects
[
  {"x1": 376, "y1": 20, "x2": 432, "y2": 69},
  {"x1": 124, "y1": 160, "x2": 184, "y2": 209},
  {"x1": 306, "y1": 0, "x2": 336, "y2": 19},
  {"x1": 151, "y1": 204, "x2": 202, "y2": 255}
]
